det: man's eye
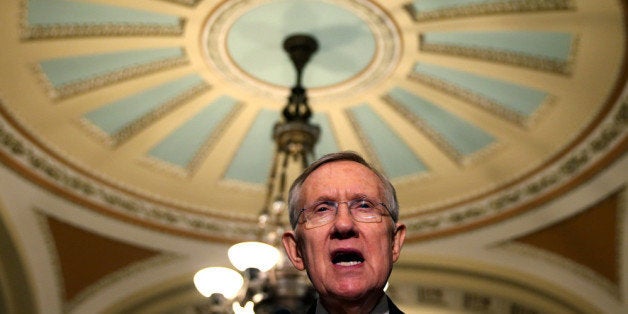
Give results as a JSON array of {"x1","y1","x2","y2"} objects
[
  {"x1": 355, "y1": 200, "x2": 374, "y2": 209},
  {"x1": 313, "y1": 204, "x2": 333, "y2": 213}
]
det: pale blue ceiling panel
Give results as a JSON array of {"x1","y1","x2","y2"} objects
[
  {"x1": 420, "y1": 31, "x2": 575, "y2": 74},
  {"x1": 83, "y1": 74, "x2": 207, "y2": 143},
  {"x1": 223, "y1": 110, "x2": 277, "y2": 184},
  {"x1": 422, "y1": 31, "x2": 573, "y2": 61},
  {"x1": 40, "y1": 47, "x2": 186, "y2": 88},
  {"x1": 408, "y1": 0, "x2": 573, "y2": 16},
  {"x1": 226, "y1": 0, "x2": 375, "y2": 88},
  {"x1": 412, "y1": 62, "x2": 548, "y2": 118},
  {"x1": 311, "y1": 113, "x2": 339, "y2": 159},
  {"x1": 28, "y1": 0, "x2": 180, "y2": 26},
  {"x1": 148, "y1": 96, "x2": 240, "y2": 170},
  {"x1": 386, "y1": 87, "x2": 495, "y2": 159},
  {"x1": 347, "y1": 104, "x2": 427, "y2": 178}
]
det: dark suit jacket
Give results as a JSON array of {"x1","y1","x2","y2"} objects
[{"x1": 306, "y1": 295, "x2": 404, "y2": 314}]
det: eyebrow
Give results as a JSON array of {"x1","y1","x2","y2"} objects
[{"x1": 309, "y1": 193, "x2": 372, "y2": 203}]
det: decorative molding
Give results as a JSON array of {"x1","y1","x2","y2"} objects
[
  {"x1": 344, "y1": 108, "x2": 387, "y2": 177},
  {"x1": 402, "y1": 96, "x2": 627, "y2": 236},
  {"x1": 140, "y1": 101, "x2": 245, "y2": 177},
  {"x1": 159, "y1": 0, "x2": 202, "y2": 7},
  {"x1": 0, "y1": 108, "x2": 258, "y2": 241},
  {"x1": 35, "y1": 57, "x2": 190, "y2": 100},
  {"x1": 382, "y1": 94, "x2": 465, "y2": 164},
  {"x1": 35, "y1": 209, "x2": 183, "y2": 312},
  {"x1": 34, "y1": 212, "x2": 64, "y2": 310},
  {"x1": 201, "y1": 0, "x2": 401, "y2": 101},
  {"x1": 408, "y1": 71, "x2": 554, "y2": 128},
  {"x1": 19, "y1": 0, "x2": 185, "y2": 39},
  {"x1": 79, "y1": 82, "x2": 210, "y2": 147},
  {"x1": 496, "y1": 242, "x2": 620, "y2": 299},
  {"x1": 21, "y1": 23, "x2": 185, "y2": 40},
  {"x1": 184, "y1": 101, "x2": 244, "y2": 175},
  {"x1": 405, "y1": 0, "x2": 576, "y2": 22},
  {"x1": 392, "y1": 262, "x2": 588, "y2": 313},
  {"x1": 65, "y1": 253, "x2": 181, "y2": 313},
  {"x1": 419, "y1": 34, "x2": 578, "y2": 75},
  {"x1": 390, "y1": 282, "x2": 546, "y2": 312}
]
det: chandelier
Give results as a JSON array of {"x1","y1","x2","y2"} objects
[{"x1": 193, "y1": 34, "x2": 320, "y2": 314}]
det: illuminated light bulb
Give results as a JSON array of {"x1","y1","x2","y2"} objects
[
  {"x1": 193, "y1": 267, "x2": 243, "y2": 299},
  {"x1": 228, "y1": 241, "x2": 280, "y2": 272}
]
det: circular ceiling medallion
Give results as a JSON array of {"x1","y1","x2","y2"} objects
[{"x1": 202, "y1": 0, "x2": 401, "y2": 99}]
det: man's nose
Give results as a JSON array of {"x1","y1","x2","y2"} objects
[{"x1": 332, "y1": 203, "x2": 357, "y2": 236}]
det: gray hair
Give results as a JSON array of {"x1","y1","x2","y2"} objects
[{"x1": 287, "y1": 151, "x2": 399, "y2": 229}]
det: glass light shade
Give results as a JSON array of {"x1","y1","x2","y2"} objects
[
  {"x1": 228, "y1": 241, "x2": 280, "y2": 272},
  {"x1": 193, "y1": 267, "x2": 243, "y2": 299},
  {"x1": 233, "y1": 301, "x2": 255, "y2": 314}
]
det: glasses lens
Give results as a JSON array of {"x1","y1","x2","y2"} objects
[
  {"x1": 349, "y1": 199, "x2": 382, "y2": 222},
  {"x1": 300, "y1": 199, "x2": 388, "y2": 228},
  {"x1": 304, "y1": 201, "x2": 336, "y2": 228}
]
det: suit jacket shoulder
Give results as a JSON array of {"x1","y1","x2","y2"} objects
[{"x1": 387, "y1": 296, "x2": 404, "y2": 314}]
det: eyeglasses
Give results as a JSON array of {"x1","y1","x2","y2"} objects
[{"x1": 297, "y1": 198, "x2": 391, "y2": 229}]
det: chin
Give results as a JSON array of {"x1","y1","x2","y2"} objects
[{"x1": 331, "y1": 281, "x2": 375, "y2": 300}]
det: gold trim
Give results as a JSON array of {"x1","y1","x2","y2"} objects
[
  {"x1": 159, "y1": 0, "x2": 202, "y2": 7},
  {"x1": 344, "y1": 107, "x2": 387, "y2": 176},
  {"x1": 19, "y1": 0, "x2": 185, "y2": 40},
  {"x1": 186, "y1": 101, "x2": 245, "y2": 174},
  {"x1": 419, "y1": 34, "x2": 578, "y2": 75},
  {"x1": 140, "y1": 101, "x2": 245, "y2": 177},
  {"x1": 403, "y1": 98, "x2": 627, "y2": 235},
  {"x1": 79, "y1": 82, "x2": 211, "y2": 147},
  {"x1": 201, "y1": 0, "x2": 401, "y2": 101},
  {"x1": 0, "y1": 115, "x2": 258, "y2": 240},
  {"x1": 383, "y1": 94, "x2": 465, "y2": 164},
  {"x1": 496, "y1": 242, "x2": 620, "y2": 299},
  {"x1": 408, "y1": 70, "x2": 557, "y2": 129},
  {"x1": 408, "y1": 72, "x2": 527, "y2": 126},
  {"x1": 37, "y1": 57, "x2": 189, "y2": 100},
  {"x1": 65, "y1": 253, "x2": 181, "y2": 312},
  {"x1": 406, "y1": 0, "x2": 576, "y2": 22}
]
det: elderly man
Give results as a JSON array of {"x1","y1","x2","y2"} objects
[{"x1": 282, "y1": 151, "x2": 406, "y2": 314}]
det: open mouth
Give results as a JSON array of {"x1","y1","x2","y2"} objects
[{"x1": 331, "y1": 250, "x2": 365, "y2": 267}]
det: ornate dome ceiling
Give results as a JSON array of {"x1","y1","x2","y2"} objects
[
  {"x1": 2, "y1": 0, "x2": 624, "y2": 242},
  {"x1": 0, "y1": 0, "x2": 626, "y2": 313}
]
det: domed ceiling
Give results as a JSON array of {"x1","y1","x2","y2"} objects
[{"x1": 0, "y1": 0, "x2": 627, "y2": 313}]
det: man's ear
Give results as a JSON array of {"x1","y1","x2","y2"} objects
[
  {"x1": 282, "y1": 231, "x2": 305, "y2": 271},
  {"x1": 391, "y1": 223, "x2": 406, "y2": 263}
]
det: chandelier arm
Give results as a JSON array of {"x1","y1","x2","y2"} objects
[
  {"x1": 277, "y1": 149, "x2": 290, "y2": 205},
  {"x1": 198, "y1": 34, "x2": 320, "y2": 313}
]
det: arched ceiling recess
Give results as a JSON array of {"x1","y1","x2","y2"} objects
[{"x1": 0, "y1": 0, "x2": 626, "y2": 242}]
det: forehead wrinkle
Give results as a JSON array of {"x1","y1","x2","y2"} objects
[
  {"x1": 302, "y1": 161, "x2": 383, "y2": 204},
  {"x1": 309, "y1": 191, "x2": 370, "y2": 204}
]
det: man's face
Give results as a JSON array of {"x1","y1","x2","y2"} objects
[{"x1": 282, "y1": 160, "x2": 406, "y2": 302}]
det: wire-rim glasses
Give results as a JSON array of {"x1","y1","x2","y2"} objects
[{"x1": 297, "y1": 198, "x2": 391, "y2": 229}]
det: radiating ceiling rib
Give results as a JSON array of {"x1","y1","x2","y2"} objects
[
  {"x1": 420, "y1": 31, "x2": 576, "y2": 74},
  {"x1": 384, "y1": 87, "x2": 495, "y2": 164},
  {"x1": 147, "y1": 95, "x2": 242, "y2": 174},
  {"x1": 409, "y1": 62, "x2": 549, "y2": 126},
  {"x1": 346, "y1": 104, "x2": 427, "y2": 179},
  {"x1": 223, "y1": 109, "x2": 276, "y2": 185},
  {"x1": 38, "y1": 47, "x2": 188, "y2": 99},
  {"x1": 81, "y1": 74, "x2": 209, "y2": 146}
]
